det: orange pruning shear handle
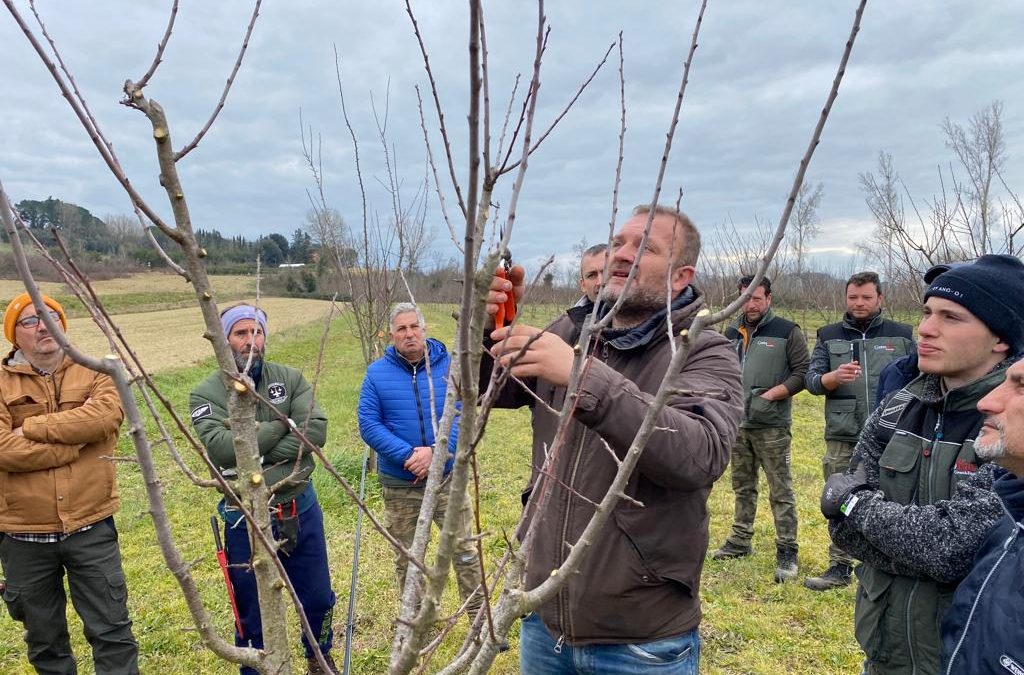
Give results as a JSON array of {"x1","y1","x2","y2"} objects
[{"x1": 494, "y1": 251, "x2": 517, "y2": 329}]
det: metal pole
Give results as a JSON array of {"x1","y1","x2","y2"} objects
[{"x1": 343, "y1": 445, "x2": 371, "y2": 675}]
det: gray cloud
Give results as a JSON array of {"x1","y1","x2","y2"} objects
[{"x1": 2, "y1": 1, "x2": 1022, "y2": 275}]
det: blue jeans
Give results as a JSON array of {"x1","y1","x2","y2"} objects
[
  {"x1": 223, "y1": 498, "x2": 336, "y2": 675},
  {"x1": 519, "y1": 613, "x2": 700, "y2": 674}
]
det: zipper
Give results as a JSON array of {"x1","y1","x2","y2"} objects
[
  {"x1": 410, "y1": 364, "x2": 428, "y2": 447},
  {"x1": 859, "y1": 329, "x2": 870, "y2": 407},
  {"x1": 905, "y1": 407, "x2": 939, "y2": 675},
  {"x1": 553, "y1": 634, "x2": 565, "y2": 654},
  {"x1": 925, "y1": 414, "x2": 943, "y2": 503},
  {"x1": 944, "y1": 529, "x2": 1016, "y2": 674}
]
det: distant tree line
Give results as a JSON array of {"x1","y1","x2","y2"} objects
[{"x1": 2, "y1": 197, "x2": 324, "y2": 275}]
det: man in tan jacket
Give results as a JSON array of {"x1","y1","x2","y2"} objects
[{"x1": 0, "y1": 293, "x2": 138, "y2": 675}]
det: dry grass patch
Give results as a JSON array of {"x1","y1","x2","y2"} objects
[
  {"x1": 1, "y1": 297, "x2": 336, "y2": 373},
  {"x1": 0, "y1": 278, "x2": 66, "y2": 298},
  {"x1": 88, "y1": 273, "x2": 255, "y2": 296},
  {"x1": 0, "y1": 273, "x2": 254, "y2": 298}
]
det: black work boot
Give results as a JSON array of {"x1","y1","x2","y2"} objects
[
  {"x1": 803, "y1": 563, "x2": 853, "y2": 591},
  {"x1": 307, "y1": 652, "x2": 337, "y2": 675},
  {"x1": 773, "y1": 546, "x2": 799, "y2": 583},
  {"x1": 711, "y1": 540, "x2": 752, "y2": 560}
]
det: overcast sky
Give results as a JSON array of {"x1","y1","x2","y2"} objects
[{"x1": 3, "y1": 1, "x2": 1022, "y2": 275}]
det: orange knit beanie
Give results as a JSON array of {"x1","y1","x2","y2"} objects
[{"x1": 3, "y1": 292, "x2": 68, "y2": 346}]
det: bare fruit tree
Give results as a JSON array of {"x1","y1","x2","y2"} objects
[
  {"x1": 859, "y1": 101, "x2": 1023, "y2": 308},
  {"x1": 2, "y1": 0, "x2": 869, "y2": 673},
  {"x1": 385, "y1": 1, "x2": 867, "y2": 674},
  {"x1": 0, "y1": 1, "x2": 396, "y2": 672}
]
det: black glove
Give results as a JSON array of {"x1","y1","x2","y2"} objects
[{"x1": 821, "y1": 462, "x2": 869, "y2": 519}]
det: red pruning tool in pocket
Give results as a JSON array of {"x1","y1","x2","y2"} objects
[
  {"x1": 494, "y1": 250, "x2": 517, "y2": 329},
  {"x1": 212, "y1": 516, "x2": 245, "y2": 639}
]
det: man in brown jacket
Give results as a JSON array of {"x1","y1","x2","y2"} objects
[
  {"x1": 0, "y1": 293, "x2": 138, "y2": 674},
  {"x1": 487, "y1": 205, "x2": 743, "y2": 674}
]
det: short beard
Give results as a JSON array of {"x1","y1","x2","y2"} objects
[
  {"x1": 233, "y1": 349, "x2": 263, "y2": 374},
  {"x1": 601, "y1": 285, "x2": 666, "y2": 328},
  {"x1": 975, "y1": 420, "x2": 1006, "y2": 462}
]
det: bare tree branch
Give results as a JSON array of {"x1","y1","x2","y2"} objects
[
  {"x1": 174, "y1": 0, "x2": 263, "y2": 161},
  {"x1": 134, "y1": 0, "x2": 179, "y2": 89}
]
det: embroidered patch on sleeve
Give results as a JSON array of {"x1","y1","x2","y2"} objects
[{"x1": 190, "y1": 403, "x2": 213, "y2": 422}]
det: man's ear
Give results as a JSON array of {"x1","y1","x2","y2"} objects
[
  {"x1": 672, "y1": 265, "x2": 696, "y2": 292},
  {"x1": 994, "y1": 340, "x2": 1010, "y2": 355}
]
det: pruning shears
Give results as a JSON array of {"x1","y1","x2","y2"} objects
[
  {"x1": 211, "y1": 516, "x2": 245, "y2": 639},
  {"x1": 494, "y1": 249, "x2": 517, "y2": 329}
]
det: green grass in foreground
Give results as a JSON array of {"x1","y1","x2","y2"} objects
[{"x1": 0, "y1": 305, "x2": 863, "y2": 673}]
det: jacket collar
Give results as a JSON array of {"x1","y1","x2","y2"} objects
[
  {"x1": 384, "y1": 337, "x2": 447, "y2": 371},
  {"x1": 2, "y1": 348, "x2": 68, "y2": 376},
  {"x1": 731, "y1": 307, "x2": 776, "y2": 335},
  {"x1": 993, "y1": 470, "x2": 1024, "y2": 524},
  {"x1": 905, "y1": 358, "x2": 1012, "y2": 412},
  {"x1": 568, "y1": 286, "x2": 702, "y2": 352},
  {"x1": 842, "y1": 310, "x2": 883, "y2": 333}
]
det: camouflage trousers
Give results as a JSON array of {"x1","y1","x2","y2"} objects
[
  {"x1": 726, "y1": 426, "x2": 798, "y2": 553},
  {"x1": 822, "y1": 439, "x2": 856, "y2": 567},
  {"x1": 382, "y1": 477, "x2": 483, "y2": 616}
]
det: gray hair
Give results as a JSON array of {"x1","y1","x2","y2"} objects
[{"x1": 389, "y1": 302, "x2": 426, "y2": 329}]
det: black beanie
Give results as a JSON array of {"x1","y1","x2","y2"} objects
[{"x1": 924, "y1": 254, "x2": 1024, "y2": 356}]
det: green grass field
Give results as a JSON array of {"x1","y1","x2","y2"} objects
[{"x1": 0, "y1": 303, "x2": 868, "y2": 674}]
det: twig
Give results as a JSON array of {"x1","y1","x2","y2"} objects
[
  {"x1": 404, "y1": 0, "x2": 468, "y2": 219},
  {"x1": 593, "y1": 0, "x2": 709, "y2": 332},
  {"x1": 174, "y1": 0, "x2": 263, "y2": 161},
  {"x1": 415, "y1": 86, "x2": 463, "y2": 253},
  {"x1": 134, "y1": 0, "x2": 179, "y2": 89},
  {"x1": 498, "y1": 40, "x2": 615, "y2": 176}
]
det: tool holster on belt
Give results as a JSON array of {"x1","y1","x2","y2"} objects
[{"x1": 273, "y1": 499, "x2": 300, "y2": 556}]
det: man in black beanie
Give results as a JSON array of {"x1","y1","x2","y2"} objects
[{"x1": 818, "y1": 254, "x2": 1024, "y2": 675}]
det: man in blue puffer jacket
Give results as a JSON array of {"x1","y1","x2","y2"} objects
[
  {"x1": 941, "y1": 357, "x2": 1024, "y2": 675},
  {"x1": 358, "y1": 303, "x2": 482, "y2": 616}
]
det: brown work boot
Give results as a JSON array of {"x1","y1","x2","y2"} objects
[
  {"x1": 803, "y1": 563, "x2": 853, "y2": 591},
  {"x1": 306, "y1": 652, "x2": 337, "y2": 675},
  {"x1": 711, "y1": 540, "x2": 752, "y2": 560}
]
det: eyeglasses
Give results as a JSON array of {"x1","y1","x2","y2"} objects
[{"x1": 15, "y1": 310, "x2": 61, "y2": 329}]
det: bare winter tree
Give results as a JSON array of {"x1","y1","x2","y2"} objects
[
  {"x1": 698, "y1": 215, "x2": 791, "y2": 313},
  {"x1": 941, "y1": 101, "x2": 1005, "y2": 256},
  {"x1": 0, "y1": 2, "x2": 419, "y2": 673},
  {"x1": 104, "y1": 213, "x2": 144, "y2": 247},
  {"x1": 379, "y1": 1, "x2": 868, "y2": 674},
  {"x1": 859, "y1": 101, "x2": 1022, "y2": 309},
  {"x1": 4, "y1": 0, "x2": 869, "y2": 673},
  {"x1": 791, "y1": 181, "x2": 824, "y2": 279}
]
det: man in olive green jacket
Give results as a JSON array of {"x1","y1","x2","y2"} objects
[
  {"x1": 713, "y1": 275, "x2": 809, "y2": 583},
  {"x1": 190, "y1": 304, "x2": 335, "y2": 675}
]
